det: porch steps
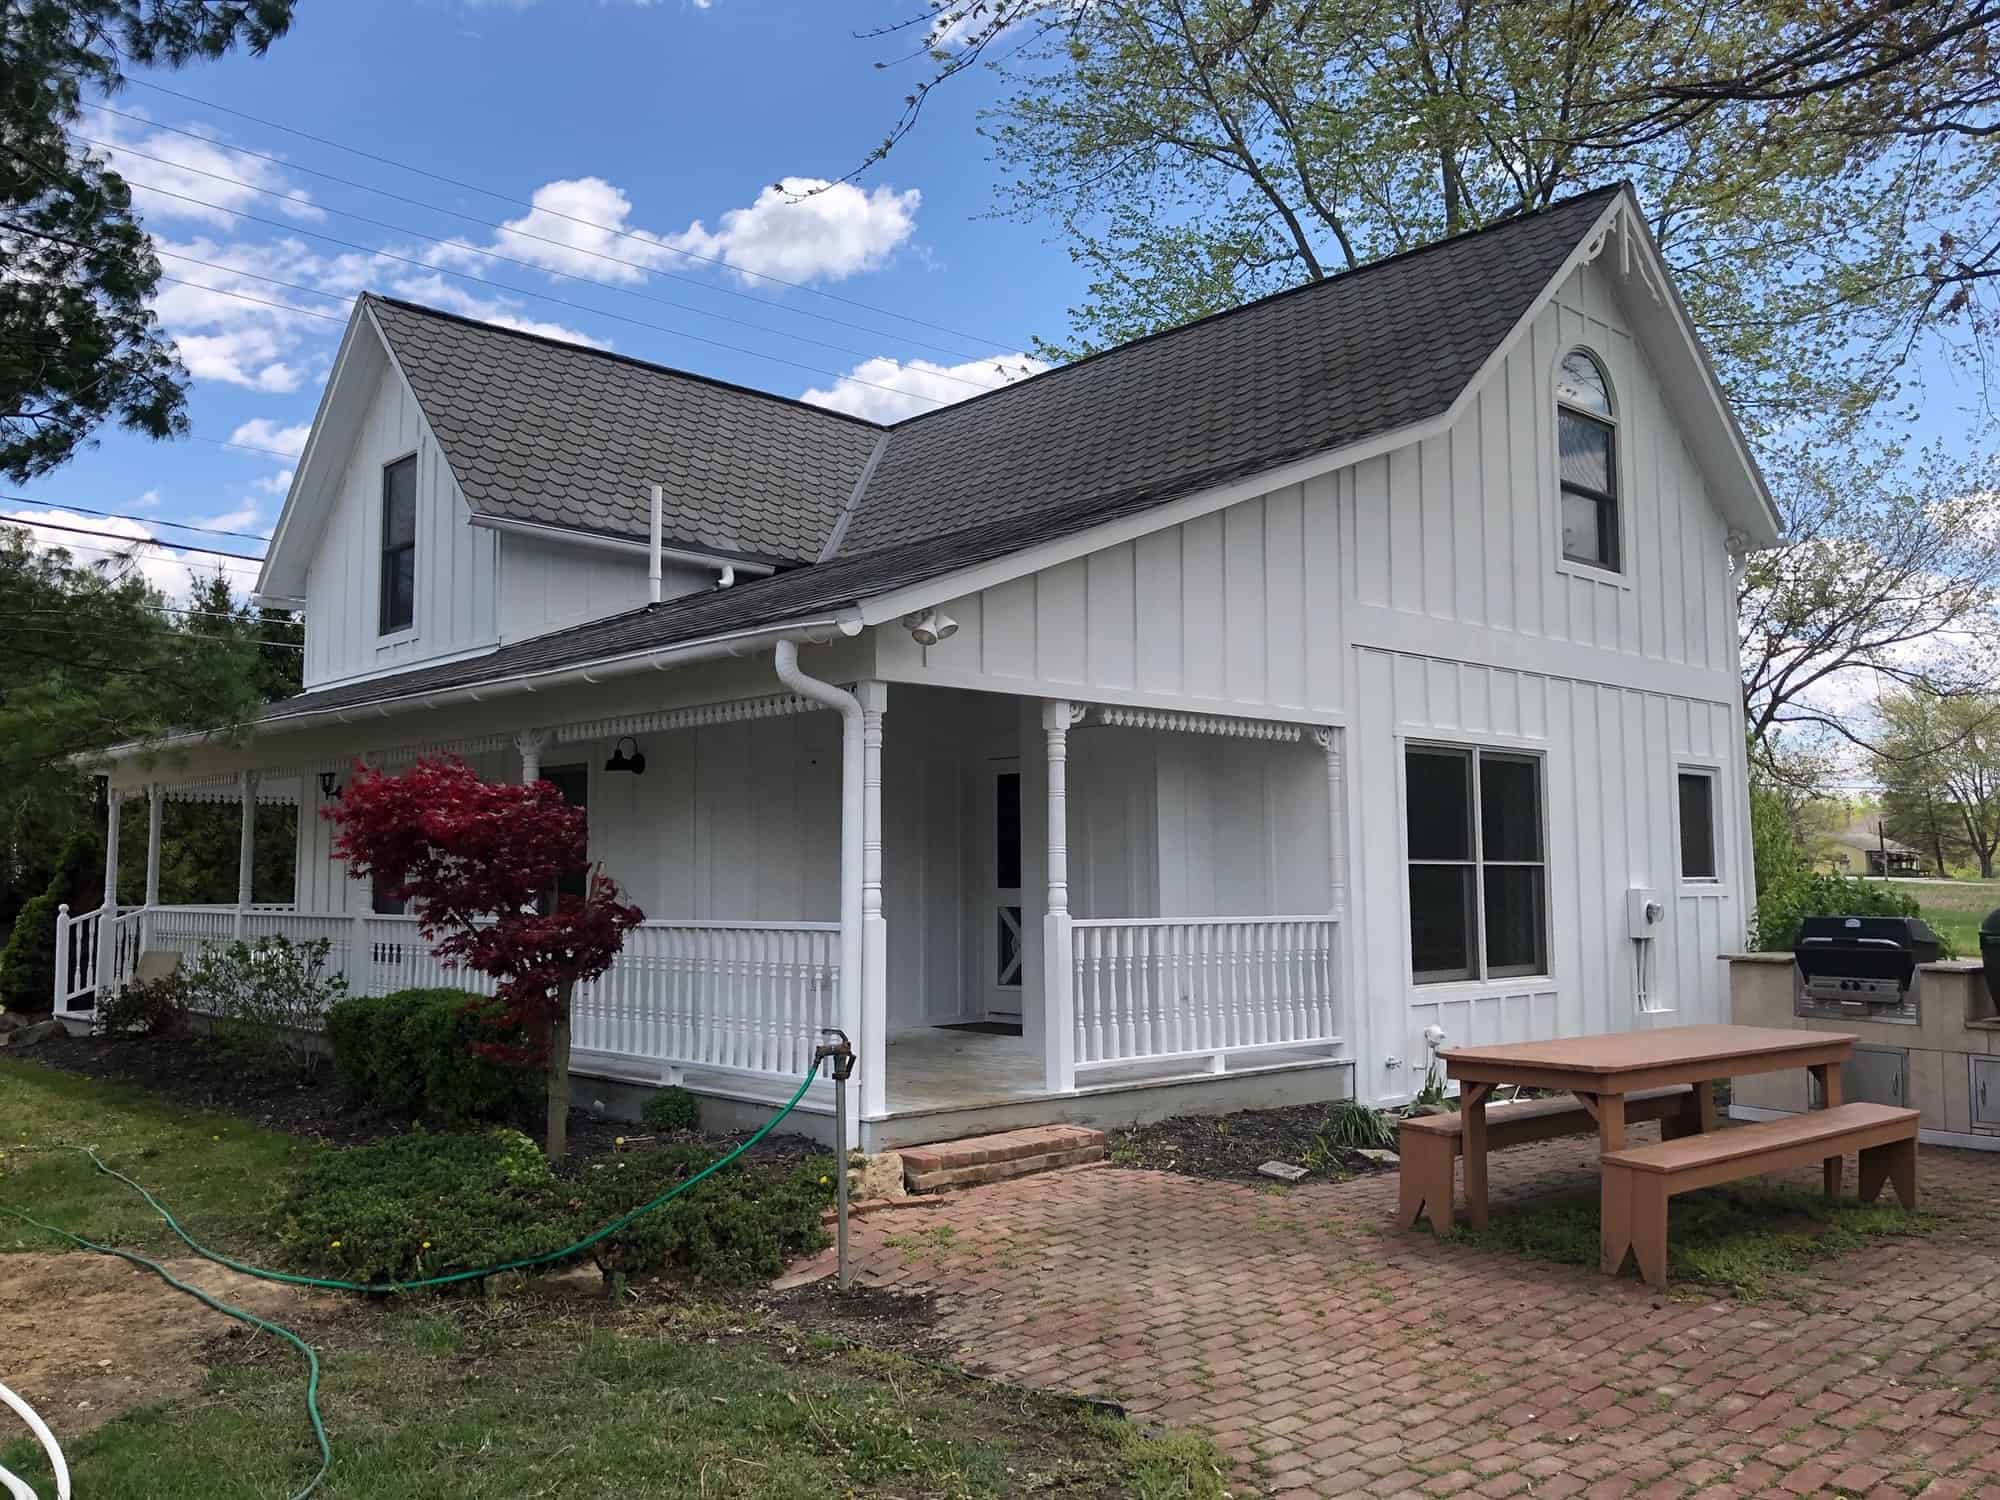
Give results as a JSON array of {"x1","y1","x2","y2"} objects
[{"x1": 900, "y1": 1125, "x2": 1105, "y2": 1193}]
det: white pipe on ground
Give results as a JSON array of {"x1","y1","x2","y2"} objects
[
  {"x1": 0, "y1": 1380, "x2": 70, "y2": 1500},
  {"x1": 648, "y1": 484, "x2": 664, "y2": 605},
  {"x1": 772, "y1": 639, "x2": 862, "y2": 1138}
]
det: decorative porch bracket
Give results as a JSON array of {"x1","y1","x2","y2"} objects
[
  {"x1": 1088, "y1": 705, "x2": 1302, "y2": 741},
  {"x1": 554, "y1": 689, "x2": 830, "y2": 743}
]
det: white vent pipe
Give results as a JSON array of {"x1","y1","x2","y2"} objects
[{"x1": 648, "y1": 484, "x2": 664, "y2": 605}]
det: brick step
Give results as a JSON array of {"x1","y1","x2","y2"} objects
[{"x1": 900, "y1": 1125, "x2": 1106, "y2": 1193}]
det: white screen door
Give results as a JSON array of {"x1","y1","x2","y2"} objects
[{"x1": 982, "y1": 760, "x2": 1024, "y2": 1020}]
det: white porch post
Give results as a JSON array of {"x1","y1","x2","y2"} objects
[
  {"x1": 1315, "y1": 726, "x2": 1348, "y2": 1052},
  {"x1": 234, "y1": 770, "x2": 257, "y2": 938},
  {"x1": 1041, "y1": 700, "x2": 1082, "y2": 1093},
  {"x1": 143, "y1": 783, "x2": 163, "y2": 953},
  {"x1": 96, "y1": 781, "x2": 123, "y2": 998},
  {"x1": 515, "y1": 728, "x2": 549, "y2": 783},
  {"x1": 858, "y1": 681, "x2": 889, "y2": 1119},
  {"x1": 144, "y1": 784, "x2": 163, "y2": 905}
]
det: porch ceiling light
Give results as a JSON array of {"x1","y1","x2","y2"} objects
[
  {"x1": 604, "y1": 736, "x2": 647, "y2": 775},
  {"x1": 318, "y1": 770, "x2": 341, "y2": 801},
  {"x1": 901, "y1": 609, "x2": 958, "y2": 646}
]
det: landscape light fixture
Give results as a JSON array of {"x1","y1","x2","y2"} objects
[{"x1": 604, "y1": 736, "x2": 647, "y2": 776}]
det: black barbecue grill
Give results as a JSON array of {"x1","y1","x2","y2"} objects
[{"x1": 1793, "y1": 914, "x2": 1941, "y2": 1025}]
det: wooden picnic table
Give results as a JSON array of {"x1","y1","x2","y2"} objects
[{"x1": 1440, "y1": 1023, "x2": 1856, "y2": 1229}]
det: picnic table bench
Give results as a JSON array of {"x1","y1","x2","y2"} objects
[{"x1": 1397, "y1": 1023, "x2": 1921, "y2": 1288}]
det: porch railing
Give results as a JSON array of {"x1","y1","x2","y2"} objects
[
  {"x1": 61, "y1": 905, "x2": 838, "y2": 1087},
  {"x1": 1069, "y1": 916, "x2": 1340, "y2": 1075},
  {"x1": 50, "y1": 903, "x2": 144, "y2": 1017}
]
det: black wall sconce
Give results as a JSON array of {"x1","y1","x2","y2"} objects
[
  {"x1": 604, "y1": 736, "x2": 646, "y2": 776},
  {"x1": 318, "y1": 770, "x2": 342, "y2": 801}
]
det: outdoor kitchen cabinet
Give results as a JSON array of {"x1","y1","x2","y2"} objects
[
  {"x1": 1974, "y1": 1056, "x2": 2000, "y2": 1132},
  {"x1": 1811, "y1": 1045, "x2": 1909, "y2": 1109}
]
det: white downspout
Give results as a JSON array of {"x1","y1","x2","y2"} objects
[
  {"x1": 648, "y1": 484, "x2": 664, "y2": 605},
  {"x1": 774, "y1": 640, "x2": 863, "y2": 1138}
]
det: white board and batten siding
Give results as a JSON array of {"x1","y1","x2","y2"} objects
[
  {"x1": 879, "y1": 257, "x2": 1748, "y2": 1104},
  {"x1": 495, "y1": 533, "x2": 711, "y2": 643},
  {"x1": 1347, "y1": 649, "x2": 1745, "y2": 1103},
  {"x1": 874, "y1": 474, "x2": 1350, "y2": 720},
  {"x1": 301, "y1": 359, "x2": 497, "y2": 690}
]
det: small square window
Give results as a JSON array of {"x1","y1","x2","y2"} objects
[{"x1": 1678, "y1": 771, "x2": 1718, "y2": 881}]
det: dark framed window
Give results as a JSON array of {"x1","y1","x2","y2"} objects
[
  {"x1": 1406, "y1": 745, "x2": 1548, "y2": 984},
  {"x1": 379, "y1": 455, "x2": 417, "y2": 635},
  {"x1": 542, "y1": 764, "x2": 590, "y2": 900},
  {"x1": 1678, "y1": 770, "x2": 1718, "y2": 881},
  {"x1": 1556, "y1": 350, "x2": 1619, "y2": 572},
  {"x1": 370, "y1": 870, "x2": 407, "y2": 916}
]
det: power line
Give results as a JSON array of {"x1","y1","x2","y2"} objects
[
  {"x1": 96, "y1": 175, "x2": 986, "y2": 407},
  {"x1": 0, "y1": 495, "x2": 271, "y2": 543},
  {"x1": 84, "y1": 102, "x2": 1007, "y2": 365},
  {"x1": 0, "y1": 515, "x2": 264, "y2": 564},
  {"x1": 113, "y1": 78, "x2": 1020, "y2": 354}
]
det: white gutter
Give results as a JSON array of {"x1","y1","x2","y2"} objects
[
  {"x1": 649, "y1": 484, "x2": 665, "y2": 604},
  {"x1": 465, "y1": 513, "x2": 779, "y2": 578},
  {"x1": 772, "y1": 638, "x2": 862, "y2": 1138},
  {"x1": 89, "y1": 613, "x2": 864, "y2": 764}
]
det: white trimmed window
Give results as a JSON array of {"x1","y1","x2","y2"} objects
[
  {"x1": 1406, "y1": 744, "x2": 1549, "y2": 984},
  {"x1": 379, "y1": 455, "x2": 417, "y2": 635},
  {"x1": 1556, "y1": 349, "x2": 1620, "y2": 572}
]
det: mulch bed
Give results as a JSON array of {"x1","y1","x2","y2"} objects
[
  {"x1": 1106, "y1": 1102, "x2": 1396, "y2": 1184},
  {"x1": 12, "y1": 1032, "x2": 824, "y2": 1168}
]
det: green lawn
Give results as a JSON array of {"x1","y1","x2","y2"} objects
[
  {"x1": 1893, "y1": 876, "x2": 2000, "y2": 958},
  {"x1": 1, "y1": 1059, "x2": 301, "y2": 1256},
  {"x1": 0, "y1": 1059, "x2": 1230, "y2": 1498}
]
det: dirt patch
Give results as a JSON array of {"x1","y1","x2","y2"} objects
[
  {"x1": 0, "y1": 1251, "x2": 331, "y2": 1435},
  {"x1": 748, "y1": 1278, "x2": 952, "y2": 1359},
  {"x1": 1106, "y1": 1102, "x2": 1394, "y2": 1183}
]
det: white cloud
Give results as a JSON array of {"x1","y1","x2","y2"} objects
[
  {"x1": 90, "y1": 116, "x2": 322, "y2": 229},
  {"x1": 377, "y1": 272, "x2": 609, "y2": 347},
  {"x1": 800, "y1": 352, "x2": 1049, "y2": 423},
  {"x1": 175, "y1": 329, "x2": 304, "y2": 393},
  {"x1": 251, "y1": 468, "x2": 296, "y2": 497},
  {"x1": 228, "y1": 419, "x2": 312, "y2": 459},
  {"x1": 197, "y1": 501, "x2": 263, "y2": 534},
  {"x1": 1, "y1": 508, "x2": 263, "y2": 601},
  {"x1": 667, "y1": 178, "x2": 921, "y2": 285},
  {"x1": 431, "y1": 174, "x2": 922, "y2": 291}
]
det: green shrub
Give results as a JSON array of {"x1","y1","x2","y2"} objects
[
  {"x1": 580, "y1": 1145, "x2": 834, "y2": 1284},
  {"x1": 94, "y1": 973, "x2": 189, "y2": 1038},
  {"x1": 181, "y1": 936, "x2": 346, "y2": 1080},
  {"x1": 0, "y1": 827, "x2": 100, "y2": 1014},
  {"x1": 270, "y1": 1129, "x2": 834, "y2": 1288},
  {"x1": 273, "y1": 1127, "x2": 568, "y2": 1284},
  {"x1": 639, "y1": 1086, "x2": 701, "y2": 1133},
  {"x1": 1752, "y1": 870, "x2": 1925, "y2": 953},
  {"x1": 325, "y1": 987, "x2": 533, "y2": 1124}
]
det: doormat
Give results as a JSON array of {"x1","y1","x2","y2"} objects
[{"x1": 935, "y1": 1021, "x2": 1025, "y2": 1037}]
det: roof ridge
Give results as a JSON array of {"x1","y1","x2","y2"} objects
[
  {"x1": 360, "y1": 292, "x2": 890, "y2": 432},
  {"x1": 881, "y1": 181, "x2": 1631, "y2": 432}
]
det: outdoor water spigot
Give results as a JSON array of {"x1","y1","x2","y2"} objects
[{"x1": 814, "y1": 1028, "x2": 856, "y2": 1082}]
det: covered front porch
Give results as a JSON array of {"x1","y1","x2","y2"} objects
[{"x1": 60, "y1": 669, "x2": 1352, "y2": 1148}]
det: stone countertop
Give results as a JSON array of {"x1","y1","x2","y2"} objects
[{"x1": 1721, "y1": 952, "x2": 1985, "y2": 976}]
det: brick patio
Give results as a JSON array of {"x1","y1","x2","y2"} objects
[{"x1": 809, "y1": 1131, "x2": 2000, "y2": 1497}]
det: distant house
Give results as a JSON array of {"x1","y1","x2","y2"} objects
[
  {"x1": 1819, "y1": 815, "x2": 1925, "y2": 878},
  {"x1": 56, "y1": 183, "x2": 1779, "y2": 1147}
]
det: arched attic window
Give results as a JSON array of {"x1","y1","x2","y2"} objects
[{"x1": 1556, "y1": 349, "x2": 1620, "y2": 573}]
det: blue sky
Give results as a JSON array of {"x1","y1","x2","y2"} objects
[
  {"x1": 9, "y1": 0, "x2": 1981, "y2": 605},
  {"x1": 11, "y1": 0, "x2": 1079, "y2": 598}
]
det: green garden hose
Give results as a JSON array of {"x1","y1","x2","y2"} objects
[{"x1": 1, "y1": 1062, "x2": 821, "y2": 1498}]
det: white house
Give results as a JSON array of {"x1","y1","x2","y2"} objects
[{"x1": 57, "y1": 183, "x2": 1779, "y2": 1149}]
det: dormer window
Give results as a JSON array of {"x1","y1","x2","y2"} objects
[
  {"x1": 379, "y1": 454, "x2": 416, "y2": 635},
  {"x1": 1556, "y1": 349, "x2": 1619, "y2": 573}
]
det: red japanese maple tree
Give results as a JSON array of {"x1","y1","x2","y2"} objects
[{"x1": 324, "y1": 756, "x2": 643, "y2": 1160}]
